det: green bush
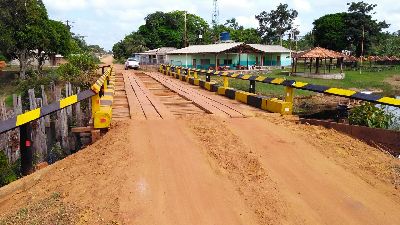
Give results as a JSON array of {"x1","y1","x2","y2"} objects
[
  {"x1": 57, "y1": 53, "x2": 99, "y2": 89},
  {"x1": 0, "y1": 151, "x2": 18, "y2": 187},
  {"x1": 349, "y1": 103, "x2": 394, "y2": 129},
  {"x1": 0, "y1": 54, "x2": 7, "y2": 62}
]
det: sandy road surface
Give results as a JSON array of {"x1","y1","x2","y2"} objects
[{"x1": 0, "y1": 61, "x2": 400, "y2": 224}]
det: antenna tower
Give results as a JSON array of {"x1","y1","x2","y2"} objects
[{"x1": 212, "y1": 0, "x2": 219, "y2": 27}]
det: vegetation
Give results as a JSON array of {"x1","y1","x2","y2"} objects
[
  {"x1": 313, "y1": 2, "x2": 389, "y2": 56},
  {"x1": 255, "y1": 3, "x2": 298, "y2": 45},
  {"x1": 57, "y1": 53, "x2": 99, "y2": 89},
  {"x1": 0, "y1": 0, "x2": 74, "y2": 79},
  {"x1": 349, "y1": 103, "x2": 394, "y2": 129},
  {"x1": 0, "y1": 151, "x2": 20, "y2": 187}
]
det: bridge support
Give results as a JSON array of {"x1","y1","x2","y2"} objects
[
  {"x1": 249, "y1": 80, "x2": 256, "y2": 94},
  {"x1": 20, "y1": 124, "x2": 33, "y2": 176},
  {"x1": 285, "y1": 87, "x2": 294, "y2": 103}
]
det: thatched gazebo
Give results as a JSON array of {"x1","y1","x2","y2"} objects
[{"x1": 292, "y1": 47, "x2": 346, "y2": 79}]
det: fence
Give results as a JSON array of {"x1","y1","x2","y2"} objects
[
  {"x1": 159, "y1": 65, "x2": 400, "y2": 115},
  {"x1": 0, "y1": 66, "x2": 115, "y2": 175}
]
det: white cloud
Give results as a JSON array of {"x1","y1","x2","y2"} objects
[
  {"x1": 44, "y1": 0, "x2": 88, "y2": 11},
  {"x1": 292, "y1": 0, "x2": 311, "y2": 12}
]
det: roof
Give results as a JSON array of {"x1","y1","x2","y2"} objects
[
  {"x1": 295, "y1": 47, "x2": 345, "y2": 58},
  {"x1": 137, "y1": 47, "x2": 177, "y2": 55},
  {"x1": 168, "y1": 42, "x2": 244, "y2": 54},
  {"x1": 248, "y1": 44, "x2": 291, "y2": 53},
  {"x1": 168, "y1": 43, "x2": 291, "y2": 55}
]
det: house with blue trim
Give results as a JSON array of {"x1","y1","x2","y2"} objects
[{"x1": 166, "y1": 42, "x2": 291, "y2": 70}]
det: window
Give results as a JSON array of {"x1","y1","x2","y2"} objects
[
  {"x1": 223, "y1": 59, "x2": 232, "y2": 65},
  {"x1": 200, "y1": 59, "x2": 210, "y2": 65}
]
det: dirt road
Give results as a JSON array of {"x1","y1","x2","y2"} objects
[{"x1": 0, "y1": 62, "x2": 399, "y2": 224}]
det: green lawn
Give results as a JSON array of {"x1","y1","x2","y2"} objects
[{"x1": 201, "y1": 67, "x2": 399, "y2": 99}]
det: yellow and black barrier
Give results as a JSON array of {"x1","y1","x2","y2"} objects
[
  {"x1": 92, "y1": 67, "x2": 115, "y2": 129},
  {"x1": 0, "y1": 90, "x2": 96, "y2": 134},
  {"x1": 159, "y1": 65, "x2": 293, "y2": 115},
  {"x1": 161, "y1": 64, "x2": 400, "y2": 107},
  {"x1": 0, "y1": 66, "x2": 114, "y2": 134}
]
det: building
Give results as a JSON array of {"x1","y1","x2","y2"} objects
[
  {"x1": 166, "y1": 42, "x2": 291, "y2": 70},
  {"x1": 134, "y1": 47, "x2": 176, "y2": 65}
]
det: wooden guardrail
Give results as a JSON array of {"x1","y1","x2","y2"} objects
[
  {"x1": 160, "y1": 64, "x2": 400, "y2": 108},
  {"x1": 0, "y1": 66, "x2": 115, "y2": 175}
]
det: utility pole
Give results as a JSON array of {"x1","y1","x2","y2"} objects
[
  {"x1": 360, "y1": 25, "x2": 365, "y2": 74},
  {"x1": 184, "y1": 12, "x2": 188, "y2": 47},
  {"x1": 65, "y1": 20, "x2": 75, "y2": 30}
]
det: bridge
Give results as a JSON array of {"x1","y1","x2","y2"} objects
[{"x1": 0, "y1": 57, "x2": 399, "y2": 224}]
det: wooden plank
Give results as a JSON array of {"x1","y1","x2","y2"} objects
[
  {"x1": 71, "y1": 126, "x2": 93, "y2": 133},
  {"x1": 147, "y1": 72, "x2": 245, "y2": 118},
  {"x1": 128, "y1": 74, "x2": 174, "y2": 120},
  {"x1": 123, "y1": 72, "x2": 143, "y2": 120}
]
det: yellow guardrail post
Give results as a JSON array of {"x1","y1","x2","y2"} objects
[
  {"x1": 91, "y1": 93, "x2": 101, "y2": 117},
  {"x1": 285, "y1": 86, "x2": 294, "y2": 103},
  {"x1": 223, "y1": 76, "x2": 229, "y2": 88},
  {"x1": 194, "y1": 70, "x2": 198, "y2": 79}
]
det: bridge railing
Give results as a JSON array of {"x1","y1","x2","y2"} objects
[
  {"x1": 159, "y1": 64, "x2": 399, "y2": 114},
  {"x1": 0, "y1": 66, "x2": 115, "y2": 175}
]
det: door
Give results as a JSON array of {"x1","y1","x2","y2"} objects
[
  {"x1": 192, "y1": 59, "x2": 197, "y2": 68},
  {"x1": 277, "y1": 55, "x2": 281, "y2": 66}
]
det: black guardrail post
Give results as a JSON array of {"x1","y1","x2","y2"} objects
[
  {"x1": 20, "y1": 124, "x2": 33, "y2": 176},
  {"x1": 249, "y1": 80, "x2": 256, "y2": 94},
  {"x1": 206, "y1": 73, "x2": 211, "y2": 82}
]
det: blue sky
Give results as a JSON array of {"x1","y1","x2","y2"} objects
[{"x1": 43, "y1": 0, "x2": 400, "y2": 51}]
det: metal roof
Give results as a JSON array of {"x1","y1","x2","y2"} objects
[
  {"x1": 168, "y1": 43, "x2": 291, "y2": 54},
  {"x1": 168, "y1": 42, "x2": 244, "y2": 54},
  {"x1": 248, "y1": 44, "x2": 291, "y2": 53}
]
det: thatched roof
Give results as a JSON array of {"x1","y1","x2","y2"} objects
[
  {"x1": 294, "y1": 47, "x2": 345, "y2": 59},
  {"x1": 344, "y1": 55, "x2": 359, "y2": 62}
]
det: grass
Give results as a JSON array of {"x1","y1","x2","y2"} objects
[{"x1": 201, "y1": 67, "x2": 399, "y2": 99}]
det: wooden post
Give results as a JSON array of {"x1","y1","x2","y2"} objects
[
  {"x1": 315, "y1": 57, "x2": 320, "y2": 74},
  {"x1": 310, "y1": 58, "x2": 313, "y2": 74},
  {"x1": 66, "y1": 83, "x2": 73, "y2": 119},
  {"x1": 75, "y1": 87, "x2": 82, "y2": 127},
  {"x1": 340, "y1": 57, "x2": 344, "y2": 74}
]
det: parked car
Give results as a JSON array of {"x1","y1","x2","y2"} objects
[{"x1": 125, "y1": 58, "x2": 140, "y2": 70}]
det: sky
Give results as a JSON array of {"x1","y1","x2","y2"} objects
[{"x1": 42, "y1": 0, "x2": 400, "y2": 51}]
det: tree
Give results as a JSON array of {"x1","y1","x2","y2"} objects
[
  {"x1": 313, "y1": 13, "x2": 348, "y2": 51},
  {"x1": 345, "y1": 1, "x2": 389, "y2": 56},
  {"x1": 256, "y1": 3, "x2": 298, "y2": 45},
  {"x1": 34, "y1": 20, "x2": 72, "y2": 71},
  {"x1": 137, "y1": 11, "x2": 210, "y2": 49},
  {"x1": 374, "y1": 32, "x2": 400, "y2": 56},
  {"x1": 112, "y1": 32, "x2": 148, "y2": 60},
  {"x1": 0, "y1": 0, "x2": 49, "y2": 79},
  {"x1": 222, "y1": 18, "x2": 261, "y2": 43},
  {"x1": 296, "y1": 32, "x2": 315, "y2": 50}
]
